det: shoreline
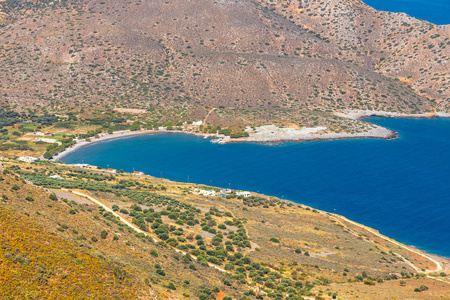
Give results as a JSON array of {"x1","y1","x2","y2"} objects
[
  {"x1": 52, "y1": 129, "x2": 225, "y2": 161},
  {"x1": 48, "y1": 158, "x2": 450, "y2": 268},
  {"x1": 335, "y1": 110, "x2": 450, "y2": 120},
  {"x1": 48, "y1": 154, "x2": 450, "y2": 265},
  {"x1": 53, "y1": 111, "x2": 448, "y2": 161}
]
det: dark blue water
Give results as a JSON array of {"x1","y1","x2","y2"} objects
[
  {"x1": 362, "y1": 0, "x2": 450, "y2": 25},
  {"x1": 61, "y1": 117, "x2": 450, "y2": 257}
]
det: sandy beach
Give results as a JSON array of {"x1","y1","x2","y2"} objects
[
  {"x1": 53, "y1": 123, "x2": 398, "y2": 160},
  {"x1": 52, "y1": 110, "x2": 450, "y2": 160},
  {"x1": 52, "y1": 130, "x2": 156, "y2": 161},
  {"x1": 52, "y1": 129, "x2": 226, "y2": 161}
]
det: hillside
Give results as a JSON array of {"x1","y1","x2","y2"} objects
[
  {"x1": 0, "y1": 0, "x2": 448, "y2": 134},
  {"x1": 1, "y1": 160, "x2": 449, "y2": 299}
]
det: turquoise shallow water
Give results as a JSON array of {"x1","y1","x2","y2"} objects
[
  {"x1": 362, "y1": 0, "x2": 450, "y2": 25},
  {"x1": 61, "y1": 117, "x2": 450, "y2": 257}
]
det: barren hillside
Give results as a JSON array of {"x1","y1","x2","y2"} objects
[{"x1": 0, "y1": 0, "x2": 447, "y2": 128}]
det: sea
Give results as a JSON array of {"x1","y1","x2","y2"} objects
[
  {"x1": 61, "y1": 117, "x2": 450, "y2": 258},
  {"x1": 362, "y1": 0, "x2": 450, "y2": 25}
]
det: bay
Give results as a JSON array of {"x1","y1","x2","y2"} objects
[{"x1": 61, "y1": 117, "x2": 450, "y2": 258}]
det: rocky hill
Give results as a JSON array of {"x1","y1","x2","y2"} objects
[{"x1": 0, "y1": 0, "x2": 448, "y2": 131}]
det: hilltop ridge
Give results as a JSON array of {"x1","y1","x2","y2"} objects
[{"x1": 0, "y1": 0, "x2": 448, "y2": 134}]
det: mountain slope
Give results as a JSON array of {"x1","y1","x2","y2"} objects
[{"x1": 1, "y1": 0, "x2": 445, "y2": 127}]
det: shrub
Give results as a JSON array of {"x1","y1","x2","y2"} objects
[
  {"x1": 101, "y1": 230, "x2": 108, "y2": 239},
  {"x1": 150, "y1": 249, "x2": 158, "y2": 257},
  {"x1": 270, "y1": 238, "x2": 280, "y2": 243},
  {"x1": 419, "y1": 285, "x2": 428, "y2": 291},
  {"x1": 364, "y1": 279, "x2": 376, "y2": 285},
  {"x1": 49, "y1": 193, "x2": 58, "y2": 201},
  {"x1": 91, "y1": 236, "x2": 98, "y2": 243},
  {"x1": 167, "y1": 282, "x2": 176, "y2": 290},
  {"x1": 11, "y1": 184, "x2": 20, "y2": 191},
  {"x1": 25, "y1": 196, "x2": 34, "y2": 202},
  {"x1": 295, "y1": 248, "x2": 302, "y2": 254}
]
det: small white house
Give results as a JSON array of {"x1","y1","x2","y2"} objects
[
  {"x1": 199, "y1": 189, "x2": 216, "y2": 196},
  {"x1": 106, "y1": 168, "x2": 117, "y2": 173},
  {"x1": 35, "y1": 131, "x2": 51, "y2": 136},
  {"x1": 133, "y1": 171, "x2": 144, "y2": 176},
  {"x1": 220, "y1": 189, "x2": 232, "y2": 194},
  {"x1": 49, "y1": 174, "x2": 64, "y2": 180},
  {"x1": 236, "y1": 191, "x2": 251, "y2": 197},
  {"x1": 17, "y1": 156, "x2": 38, "y2": 163},
  {"x1": 192, "y1": 120, "x2": 203, "y2": 126}
]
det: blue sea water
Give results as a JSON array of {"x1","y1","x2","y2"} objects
[
  {"x1": 362, "y1": 0, "x2": 450, "y2": 25},
  {"x1": 61, "y1": 117, "x2": 450, "y2": 258}
]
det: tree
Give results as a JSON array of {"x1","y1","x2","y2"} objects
[
  {"x1": 49, "y1": 193, "x2": 58, "y2": 201},
  {"x1": 101, "y1": 230, "x2": 108, "y2": 239}
]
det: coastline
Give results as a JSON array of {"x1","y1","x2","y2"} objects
[
  {"x1": 53, "y1": 110, "x2": 449, "y2": 161},
  {"x1": 335, "y1": 109, "x2": 450, "y2": 120},
  {"x1": 215, "y1": 123, "x2": 397, "y2": 144},
  {"x1": 49, "y1": 158, "x2": 450, "y2": 272},
  {"x1": 52, "y1": 129, "x2": 225, "y2": 161},
  {"x1": 50, "y1": 150, "x2": 450, "y2": 266}
]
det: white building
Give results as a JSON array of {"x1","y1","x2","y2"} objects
[
  {"x1": 106, "y1": 168, "x2": 117, "y2": 173},
  {"x1": 236, "y1": 191, "x2": 251, "y2": 197},
  {"x1": 35, "y1": 131, "x2": 51, "y2": 136},
  {"x1": 199, "y1": 189, "x2": 216, "y2": 196},
  {"x1": 192, "y1": 120, "x2": 203, "y2": 126},
  {"x1": 133, "y1": 171, "x2": 144, "y2": 176},
  {"x1": 49, "y1": 174, "x2": 64, "y2": 180},
  {"x1": 17, "y1": 156, "x2": 38, "y2": 163},
  {"x1": 220, "y1": 189, "x2": 232, "y2": 194}
]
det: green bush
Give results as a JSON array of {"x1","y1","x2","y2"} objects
[{"x1": 269, "y1": 238, "x2": 280, "y2": 243}]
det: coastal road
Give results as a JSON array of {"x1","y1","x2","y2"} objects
[
  {"x1": 332, "y1": 214, "x2": 449, "y2": 283},
  {"x1": 62, "y1": 189, "x2": 226, "y2": 273}
]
